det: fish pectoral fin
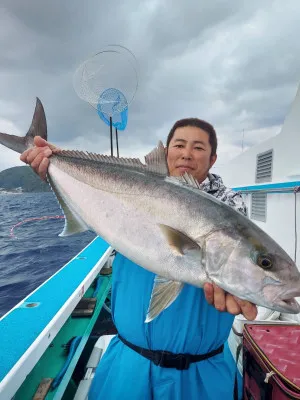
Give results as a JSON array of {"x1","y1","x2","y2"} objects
[
  {"x1": 47, "y1": 174, "x2": 89, "y2": 237},
  {"x1": 145, "y1": 276, "x2": 184, "y2": 322},
  {"x1": 158, "y1": 224, "x2": 201, "y2": 256},
  {"x1": 165, "y1": 173, "x2": 201, "y2": 189}
]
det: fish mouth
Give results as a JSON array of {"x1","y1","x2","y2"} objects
[
  {"x1": 276, "y1": 297, "x2": 300, "y2": 313},
  {"x1": 265, "y1": 286, "x2": 300, "y2": 314}
]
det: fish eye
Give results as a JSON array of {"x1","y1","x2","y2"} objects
[{"x1": 257, "y1": 254, "x2": 273, "y2": 269}]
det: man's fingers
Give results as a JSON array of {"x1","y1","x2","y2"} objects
[
  {"x1": 30, "y1": 152, "x2": 48, "y2": 172},
  {"x1": 25, "y1": 147, "x2": 43, "y2": 164},
  {"x1": 20, "y1": 148, "x2": 31, "y2": 163},
  {"x1": 19, "y1": 137, "x2": 58, "y2": 182},
  {"x1": 33, "y1": 136, "x2": 53, "y2": 148},
  {"x1": 27, "y1": 147, "x2": 52, "y2": 165},
  {"x1": 203, "y1": 283, "x2": 214, "y2": 305},
  {"x1": 20, "y1": 143, "x2": 58, "y2": 166},
  {"x1": 51, "y1": 144, "x2": 61, "y2": 153},
  {"x1": 212, "y1": 284, "x2": 226, "y2": 312},
  {"x1": 225, "y1": 294, "x2": 242, "y2": 315},
  {"x1": 234, "y1": 297, "x2": 257, "y2": 320},
  {"x1": 204, "y1": 284, "x2": 257, "y2": 318},
  {"x1": 38, "y1": 158, "x2": 50, "y2": 181},
  {"x1": 204, "y1": 283, "x2": 257, "y2": 319},
  {"x1": 33, "y1": 136, "x2": 48, "y2": 147},
  {"x1": 34, "y1": 136, "x2": 60, "y2": 152},
  {"x1": 19, "y1": 142, "x2": 52, "y2": 181}
]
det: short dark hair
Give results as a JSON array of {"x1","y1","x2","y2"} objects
[{"x1": 166, "y1": 118, "x2": 218, "y2": 157}]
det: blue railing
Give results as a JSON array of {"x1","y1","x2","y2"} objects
[{"x1": 232, "y1": 180, "x2": 300, "y2": 194}]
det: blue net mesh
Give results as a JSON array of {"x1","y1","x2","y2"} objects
[{"x1": 97, "y1": 88, "x2": 128, "y2": 131}]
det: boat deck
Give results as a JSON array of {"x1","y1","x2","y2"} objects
[{"x1": 0, "y1": 236, "x2": 112, "y2": 399}]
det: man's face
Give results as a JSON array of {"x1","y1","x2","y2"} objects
[{"x1": 166, "y1": 126, "x2": 217, "y2": 183}]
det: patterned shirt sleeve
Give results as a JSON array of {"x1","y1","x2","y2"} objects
[{"x1": 218, "y1": 188, "x2": 248, "y2": 217}]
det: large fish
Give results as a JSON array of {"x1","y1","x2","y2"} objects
[{"x1": 1, "y1": 98, "x2": 300, "y2": 322}]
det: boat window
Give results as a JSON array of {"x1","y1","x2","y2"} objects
[
  {"x1": 255, "y1": 149, "x2": 273, "y2": 183},
  {"x1": 251, "y1": 192, "x2": 267, "y2": 222}
]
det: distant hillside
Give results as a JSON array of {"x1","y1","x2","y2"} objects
[{"x1": 0, "y1": 166, "x2": 51, "y2": 193}]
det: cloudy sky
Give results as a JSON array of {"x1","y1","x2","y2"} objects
[{"x1": 0, "y1": 0, "x2": 300, "y2": 173}]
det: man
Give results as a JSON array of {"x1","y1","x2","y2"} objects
[{"x1": 21, "y1": 118, "x2": 257, "y2": 399}]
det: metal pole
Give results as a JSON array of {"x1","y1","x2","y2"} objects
[
  {"x1": 115, "y1": 128, "x2": 119, "y2": 158},
  {"x1": 110, "y1": 117, "x2": 113, "y2": 157}
]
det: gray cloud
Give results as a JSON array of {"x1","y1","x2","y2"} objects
[{"x1": 0, "y1": 0, "x2": 300, "y2": 172}]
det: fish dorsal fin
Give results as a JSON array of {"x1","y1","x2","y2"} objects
[
  {"x1": 158, "y1": 224, "x2": 202, "y2": 257},
  {"x1": 145, "y1": 276, "x2": 184, "y2": 322},
  {"x1": 57, "y1": 141, "x2": 169, "y2": 176},
  {"x1": 144, "y1": 141, "x2": 169, "y2": 175},
  {"x1": 165, "y1": 172, "x2": 201, "y2": 189},
  {"x1": 59, "y1": 150, "x2": 145, "y2": 167}
]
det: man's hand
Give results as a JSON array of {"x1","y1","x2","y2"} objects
[
  {"x1": 204, "y1": 282, "x2": 258, "y2": 320},
  {"x1": 20, "y1": 136, "x2": 60, "y2": 181}
]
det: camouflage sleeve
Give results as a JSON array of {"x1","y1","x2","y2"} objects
[{"x1": 218, "y1": 188, "x2": 248, "y2": 217}]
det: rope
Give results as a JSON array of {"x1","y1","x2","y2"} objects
[{"x1": 10, "y1": 215, "x2": 65, "y2": 238}]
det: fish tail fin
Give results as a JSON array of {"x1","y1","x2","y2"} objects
[{"x1": 0, "y1": 97, "x2": 47, "y2": 154}]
